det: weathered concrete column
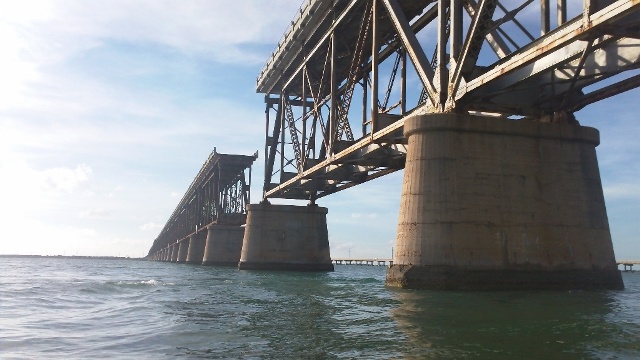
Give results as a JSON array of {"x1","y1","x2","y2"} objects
[
  {"x1": 177, "y1": 238, "x2": 189, "y2": 263},
  {"x1": 386, "y1": 113, "x2": 623, "y2": 290},
  {"x1": 186, "y1": 231, "x2": 207, "y2": 265},
  {"x1": 170, "y1": 243, "x2": 179, "y2": 262},
  {"x1": 238, "y1": 203, "x2": 334, "y2": 271},
  {"x1": 202, "y1": 225, "x2": 245, "y2": 266},
  {"x1": 164, "y1": 248, "x2": 170, "y2": 262}
]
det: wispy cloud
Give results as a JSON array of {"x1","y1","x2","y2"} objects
[
  {"x1": 43, "y1": 164, "x2": 92, "y2": 193},
  {"x1": 139, "y1": 222, "x2": 163, "y2": 232},
  {"x1": 79, "y1": 208, "x2": 111, "y2": 219}
]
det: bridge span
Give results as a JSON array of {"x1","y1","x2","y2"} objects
[
  {"x1": 147, "y1": 149, "x2": 256, "y2": 266},
  {"x1": 149, "y1": 0, "x2": 639, "y2": 290}
]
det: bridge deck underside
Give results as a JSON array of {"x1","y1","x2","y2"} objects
[{"x1": 257, "y1": 0, "x2": 640, "y2": 201}]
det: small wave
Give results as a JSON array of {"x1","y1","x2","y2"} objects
[{"x1": 113, "y1": 279, "x2": 173, "y2": 287}]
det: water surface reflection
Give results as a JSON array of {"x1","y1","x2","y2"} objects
[{"x1": 391, "y1": 287, "x2": 631, "y2": 359}]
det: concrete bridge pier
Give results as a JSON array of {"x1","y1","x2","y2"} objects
[
  {"x1": 170, "y1": 243, "x2": 179, "y2": 262},
  {"x1": 163, "y1": 248, "x2": 170, "y2": 261},
  {"x1": 238, "y1": 203, "x2": 334, "y2": 271},
  {"x1": 386, "y1": 113, "x2": 623, "y2": 290},
  {"x1": 202, "y1": 225, "x2": 245, "y2": 266},
  {"x1": 186, "y1": 231, "x2": 207, "y2": 265},
  {"x1": 177, "y1": 238, "x2": 189, "y2": 263}
]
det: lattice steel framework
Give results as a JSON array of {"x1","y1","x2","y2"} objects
[
  {"x1": 147, "y1": 149, "x2": 257, "y2": 256},
  {"x1": 257, "y1": 0, "x2": 640, "y2": 201}
]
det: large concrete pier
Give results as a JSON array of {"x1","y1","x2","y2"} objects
[
  {"x1": 202, "y1": 225, "x2": 245, "y2": 266},
  {"x1": 238, "y1": 203, "x2": 334, "y2": 271},
  {"x1": 186, "y1": 232, "x2": 207, "y2": 265},
  {"x1": 386, "y1": 114, "x2": 623, "y2": 290}
]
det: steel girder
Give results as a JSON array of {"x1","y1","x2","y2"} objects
[
  {"x1": 146, "y1": 150, "x2": 257, "y2": 257},
  {"x1": 257, "y1": 0, "x2": 640, "y2": 201}
]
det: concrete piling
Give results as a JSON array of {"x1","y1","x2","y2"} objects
[
  {"x1": 170, "y1": 243, "x2": 179, "y2": 262},
  {"x1": 386, "y1": 113, "x2": 623, "y2": 290},
  {"x1": 202, "y1": 225, "x2": 245, "y2": 266},
  {"x1": 186, "y1": 232, "x2": 207, "y2": 265},
  {"x1": 238, "y1": 203, "x2": 334, "y2": 271},
  {"x1": 177, "y1": 239, "x2": 189, "y2": 263}
]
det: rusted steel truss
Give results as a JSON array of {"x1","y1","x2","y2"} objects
[
  {"x1": 146, "y1": 149, "x2": 257, "y2": 257},
  {"x1": 257, "y1": 0, "x2": 640, "y2": 201}
]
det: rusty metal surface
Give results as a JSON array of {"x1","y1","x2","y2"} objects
[{"x1": 257, "y1": 0, "x2": 640, "y2": 201}]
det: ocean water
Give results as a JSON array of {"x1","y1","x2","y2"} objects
[{"x1": 1, "y1": 257, "x2": 639, "y2": 359}]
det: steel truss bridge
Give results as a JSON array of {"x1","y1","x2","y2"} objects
[
  {"x1": 147, "y1": 149, "x2": 257, "y2": 257},
  {"x1": 257, "y1": 0, "x2": 640, "y2": 201}
]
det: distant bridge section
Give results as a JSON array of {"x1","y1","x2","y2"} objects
[
  {"x1": 147, "y1": 149, "x2": 257, "y2": 257},
  {"x1": 257, "y1": 0, "x2": 640, "y2": 201}
]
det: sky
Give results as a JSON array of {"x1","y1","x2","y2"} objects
[{"x1": 0, "y1": 0, "x2": 638, "y2": 260}]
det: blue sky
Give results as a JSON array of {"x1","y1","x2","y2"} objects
[{"x1": 0, "y1": 0, "x2": 638, "y2": 260}]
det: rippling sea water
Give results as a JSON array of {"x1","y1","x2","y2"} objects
[{"x1": 1, "y1": 257, "x2": 639, "y2": 359}]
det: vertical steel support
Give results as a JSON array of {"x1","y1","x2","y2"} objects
[
  {"x1": 541, "y1": 0, "x2": 550, "y2": 34},
  {"x1": 330, "y1": 33, "x2": 337, "y2": 154},
  {"x1": 449, "y1": 0, "x2": 462, "y2": 108},
  {"x1": 557, "y1": 0, "x2": 567, "y2": 25},
  {"x1": 263, "y1": 98, "x2": 270, "y2": 192},
  {"x1": 264, "y1": 97, "x2": 283, "y2": 194},
  {"x1": 361, "y1": 79, "x2": 367, "y2": 135},
  {"x1": 279, "y1": 96, "x2": 285, "y2": 179},
  {"x1": 437, "y1": 0, "x2": 448, "y2": 107},
  {"x1": 583, "y1": 0, "x2": 593, "y2": 24},
  {"x1": 247, "y1": 165, "x2": 252, "y2": 205},
  {"x1": 450, "y1": 0, "x2": 462, "y2": 60},
  {"x1": 401, "y1": 49, "x2": 407, "y2": 114},
  {"x1": 217, "y1": 162, "x2": 222, "y2": 218},
  {"x1": 302, "y1": 66, "x2": 307, "y2": 169},
  {"x1": 371, "y1": 0, "x2": 379, "y2": 135}
]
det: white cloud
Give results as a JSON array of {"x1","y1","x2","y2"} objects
[
  {"x1": 42, "y1": 164, "x2": 92, "y2": 193},
  {"x1": 0, "y1": 0, "x2": 298, "y2": 72},
  {"x1": 79, "y1": 208, "x2": 111, "y2": 219},
  {"x1": 139, "y1": 222, "x2": 163, "y2": 232}
]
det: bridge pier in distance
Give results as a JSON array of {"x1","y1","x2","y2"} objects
[
  {"x1": 186, "y1": 231, "x2": 207, "y2": 265},
  {"x1": 170, "y1": 243, "x2": 179, "y2": 262},
  {"x1": 386, "y1": 113, "x2": 623, "y2": 290},
  {"x1": 177, "y1": 238, "x2": 189, "y2": 263},
  {"x1": 202, "y1": 225, "x2": 245, "y2": 266},
  {"x1": 238, "y1": 203, "x2": 334, "y2": 271}
]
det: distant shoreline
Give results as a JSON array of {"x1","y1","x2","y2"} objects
[{"x1": 0, "y1": 254, "x2": 144, "y2": 260}]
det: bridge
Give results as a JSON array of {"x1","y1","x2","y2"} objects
[
  {"x1": 147, "y1": 149, "x2": 256, "y2": 265},
  {"x1": 332, "y1": 258, "x2": 393, "y2": 266},
  {"x1": 149, "y1": 0, "x2": 639, "y2": 290},
  {"x1": 617, "y1": 260, "x2": 640, "y2": 271}
]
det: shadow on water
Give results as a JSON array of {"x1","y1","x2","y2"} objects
[{"x1": 389, "y1": 274, "x2": 640, "y2": 359}]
